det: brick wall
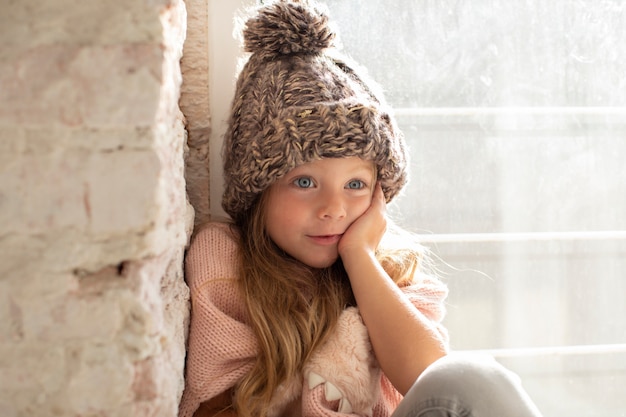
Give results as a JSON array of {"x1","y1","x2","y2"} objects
[
  {"x1": 180, "y1": 0, "x2": 211, "y2": 227},
  {"x1": 0, "y1": 0, "x2": 194, "y2": 415}
]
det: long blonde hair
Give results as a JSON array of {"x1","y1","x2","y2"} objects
[{"x1": 231, "y1": 191, "x2": 426, "y2": 417}]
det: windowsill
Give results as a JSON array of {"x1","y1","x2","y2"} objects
[
  {"x1": 464, "y1": 343, "x2": 626, "y2": 359},
  {"x1": 415, "y1": 231, "x2": 626, "y2": 243}
]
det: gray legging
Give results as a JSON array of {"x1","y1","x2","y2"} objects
[{"x1": 392, "y1": 353, "x2": 543, "y2": 417}]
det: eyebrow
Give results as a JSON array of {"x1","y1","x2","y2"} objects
[
  {"x1": 285, "y1": 162, "x2": 376, "y2": 179},
  {"x1": 350, "y1": 165, "x2": 376, "y2": 178},
  {"x1": 350, "y1": 166, "x2": 376, "y2": 174}
]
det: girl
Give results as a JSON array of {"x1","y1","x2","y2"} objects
[{"x1": 179, "y1": 2, "x2": 543, "y2": 417}]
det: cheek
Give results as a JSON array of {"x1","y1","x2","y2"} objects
[
  {"x1": 351, "y1": 195, "x2": 373, "y2": 218},
  {"x1": 265, "y1": 193, "x2": 305, "y2": 233}
]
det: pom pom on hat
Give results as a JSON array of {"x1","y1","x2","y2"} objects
[
  {"x1": 222, "y1": 1, "x2": 409, "y2": 222},
  {"x1": 244, "y1": 1, "x2": 335, "y2": 56}
]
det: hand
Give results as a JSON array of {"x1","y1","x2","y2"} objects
[{"x1": 338, "y1": 182, "x2": 387, "y2": 261}]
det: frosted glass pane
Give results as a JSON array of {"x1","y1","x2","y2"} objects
[
  {"x1": 325, "y1": 0, "x2": 626, "y2": 107},
  {"x1": 391, "y1": 114, "x2": 626, "y2": 234}
]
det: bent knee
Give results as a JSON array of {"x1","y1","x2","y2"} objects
[
  {"x1": 395, "y1": 354, "x2": 542, "y2": 417},
  {"x1": 403, "y1": 353, "x2": 523, "y2": 408},
  {"x1": 415, "y1": 353, "x2": 521, "y2": 396}
]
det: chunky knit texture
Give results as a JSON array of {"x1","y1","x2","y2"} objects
[
  {"x1": 222, "y1": 1, "x2": 408, "y2": 221},
  {"x1": 178, "y1": 223, "x2": 449, "y2": 417}
]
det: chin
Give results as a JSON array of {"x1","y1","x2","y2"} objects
[{"x1": 301, "y1": 256, "x2": 338, "y2": 270}]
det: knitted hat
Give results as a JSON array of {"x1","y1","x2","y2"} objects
[{"x1": 222, "y1": 0, "x2": 408, "y2": 221}]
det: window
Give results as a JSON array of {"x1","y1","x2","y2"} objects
[
  {"x1": 210, "y1": 1, "x2": 626, "y2": 415},
  {"x1": 324, "y1": 1, "x2": 626, "y2": 415}
]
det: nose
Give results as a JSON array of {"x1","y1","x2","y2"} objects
[{"x1": 317, "y1": 189, "x2": 347, "y2": 220}]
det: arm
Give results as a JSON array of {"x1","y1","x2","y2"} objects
[
  {"x1": 179, "y1": 223, "x2": 256, "y2": 417},
  {"x1": 338, "y1": 184, "x2": 448, "y2": 395}
]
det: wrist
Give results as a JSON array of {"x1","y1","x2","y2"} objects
[{"x1": 340, "y1": 246, "x2": 377, "y2": 272}]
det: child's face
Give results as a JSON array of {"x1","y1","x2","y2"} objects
[{"x1": 264, "y1": 157, "x2": 376, "y2": 268}]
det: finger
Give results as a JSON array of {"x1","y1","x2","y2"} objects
[
  {"x1": 374, "y1": 182, "x2": 384, "y2": 199},
  {"x1": 372, "y1": 182, "x2": 387, "y2": 211}
]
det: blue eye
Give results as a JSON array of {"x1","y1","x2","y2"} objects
[
  {"x1": 294, "y1": 177, "x2": 314, "y2": 188},
  {"x1": 346, "y1": 179, "x2": 365, "y2": 189}
]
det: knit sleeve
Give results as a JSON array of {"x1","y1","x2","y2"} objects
[
  {"x1": 178, "y1": 222, "x2": 257, "y2": 417},
  {"x1": 401, "y1": 273, "x2": 449, "y2": 344}
]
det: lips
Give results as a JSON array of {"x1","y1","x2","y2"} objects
[{"x1": 308, "y1": 234, "x2": 342, "y2": 245}]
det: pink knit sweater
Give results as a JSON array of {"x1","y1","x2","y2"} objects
[{"x1": 178, "y1": 222, "x2": 448, "y2": 417}]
